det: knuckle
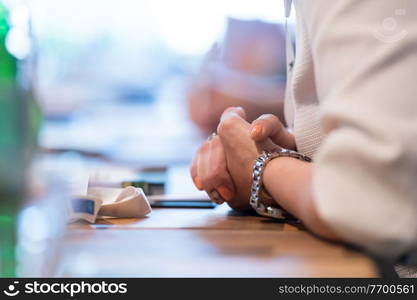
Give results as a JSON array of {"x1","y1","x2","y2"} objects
[
  {"x1": 199, "y1": 174, "x2": 210, "y2": 187},
  {"x1": 220, "y1": 172, "x2": 233, "y2": 184},
  {"x1": 223, "y1": 106, "x2": 237, "y2": 114},
  {"x1": 205, "y1": 174, "x2": 216, "y2": 184},
  {"x1": 217, "y1": 115, "x2": 239, "y2": 136},
  {"x1": 260, "y1": 114, "x2": 278, "y2": 123},
  {"x1": 265, "y1": 113, "x2": 278, "y2": 120},
  {"x1": 206, "y1": 168, "x2": 226, "y2": 185},
  {"x1": 199, "y1": 140, "x2": 211, "y2": 152},
  {"x1": 211, "y1": 166, "x2": 224, "y2": 180},
  {"x1": 206, "y1": 169, "x2": 221, "y2": 184},
  {"x1": 210, "y1": 174, "x2": 225, "y2": 186}
]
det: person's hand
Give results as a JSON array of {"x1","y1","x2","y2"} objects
[
  {"x1": 217, "y1": 107, "x2": 278, "y2": 210},
  {"x1": 190, "y1": 132, "x2": 236, "y2": 204},
  {"x1": 249, "y1": 114, "x2": 296, "y2": 150}
]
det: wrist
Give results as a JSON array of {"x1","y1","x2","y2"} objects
[
  {"x1": 262, "y1": 157, "x2": 341, "y2": 240},
  {"x1": 263, "y1": 157, "x2": 310, "y2": 216},
  {"x1": 249, "y1": 149, "x2": 311, "y2": 219},
  {"x1": 263, "y1": 157, "x2": 292, "y2": 193}
]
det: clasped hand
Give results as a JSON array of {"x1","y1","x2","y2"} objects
[{"x1": 190, "y1": 107, "x2": 296, "y2": 210}]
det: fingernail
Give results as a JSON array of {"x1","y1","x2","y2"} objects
[
  {"x1": 250, "y1": 125, "x2": 262, "y2": 138},
  {"x1": 215, "y1": 199, "x2": 224, "y2": 205},
  {"x1": 217, "y1": 186, "x2": 233, "y2": 201},
  {"x1": 194, "y1": 177, "x2": 203, "y2": 190},
  {"x1": 210, "y1": 190, "x2": 224, "y2": 204}
]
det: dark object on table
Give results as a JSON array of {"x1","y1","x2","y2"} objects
[{"x1": 151, "y1": 200, "x2": 215, "y2": 209}]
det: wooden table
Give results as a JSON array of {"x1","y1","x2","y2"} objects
[{"x1": 62, "y1": 204, "x2": 377, "y2": 277}]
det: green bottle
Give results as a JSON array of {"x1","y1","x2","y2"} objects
[{"x1": 0, "y1": 1, "x2": 40, "y2": 277}]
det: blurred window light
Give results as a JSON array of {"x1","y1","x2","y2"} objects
[
  {"x1": 26, "y1": 0, "x2": 292, "y2": 164},
  {"x1": 31, "y1": 0, "x2": 289, "y2": 56},
  {"x1": 148, "y1": 0, "x2": 287, "y2": 55}
]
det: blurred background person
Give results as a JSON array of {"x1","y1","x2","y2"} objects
[{"x1": 187, "y1": 18, "x2": 287, "y2": 132}]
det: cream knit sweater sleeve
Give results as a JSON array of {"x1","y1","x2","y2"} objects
[{"x1": 297, "y1": 0, "x2": 417, "y2": 257}]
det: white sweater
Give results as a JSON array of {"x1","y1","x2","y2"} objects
[{"x1": 286, "y1": 0, "x2": 417, "y2": 257}]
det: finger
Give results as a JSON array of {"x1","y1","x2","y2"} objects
[
  {"x1": 199, "y1": 137, "x2": 235, "y2": 202},
  {"x1": 197, "y1": 141, "x2": 219, "y2": 196},
  {"x1": 220, "y1": 106, "x2": 247, "y2": 122},
  {"x1": 208, "y1": 137, "x2": 236, "y2": 201},
  {"x1": 196, "y1": 141, "x2": 211, "y2": 191},
  {"x1": 200, "y1": 149, "x2": 225, "y2": 204},
  {"x1": 209, "y1": 190, "x2": 224, "y2": 205},
  {"x1": 250, "y1": 114, "x2": 296, "y2": 149},
  {"x1": 190, "y1": 150, "x2": 203, "y2": 190},
  {"x1": 217, "y1": 108, "x2": 251, "y2": 140}
]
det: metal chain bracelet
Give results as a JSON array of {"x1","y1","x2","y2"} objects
[{"x1": 249, "y1": 148, "x2": 312, "y2": 219}]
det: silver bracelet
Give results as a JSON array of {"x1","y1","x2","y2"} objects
[{"x1": 249, "y1": 148, "x2": 312, "y2": 219}]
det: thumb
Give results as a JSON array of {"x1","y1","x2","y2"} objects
[{"x1": 250, "y1": 114, "x2": 296, "y2": 150}]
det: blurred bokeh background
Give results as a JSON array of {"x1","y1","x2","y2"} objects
[
  {"x1": 1, "y1": 0, "x2": 297, "y2": 277},
  {"x1": 28, "y1": 0, "x2": 291, "y2": 167}
]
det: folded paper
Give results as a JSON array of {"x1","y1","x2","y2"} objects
[{"x1": 69, "y1": 186, "x2": 152, "y2": 223}]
